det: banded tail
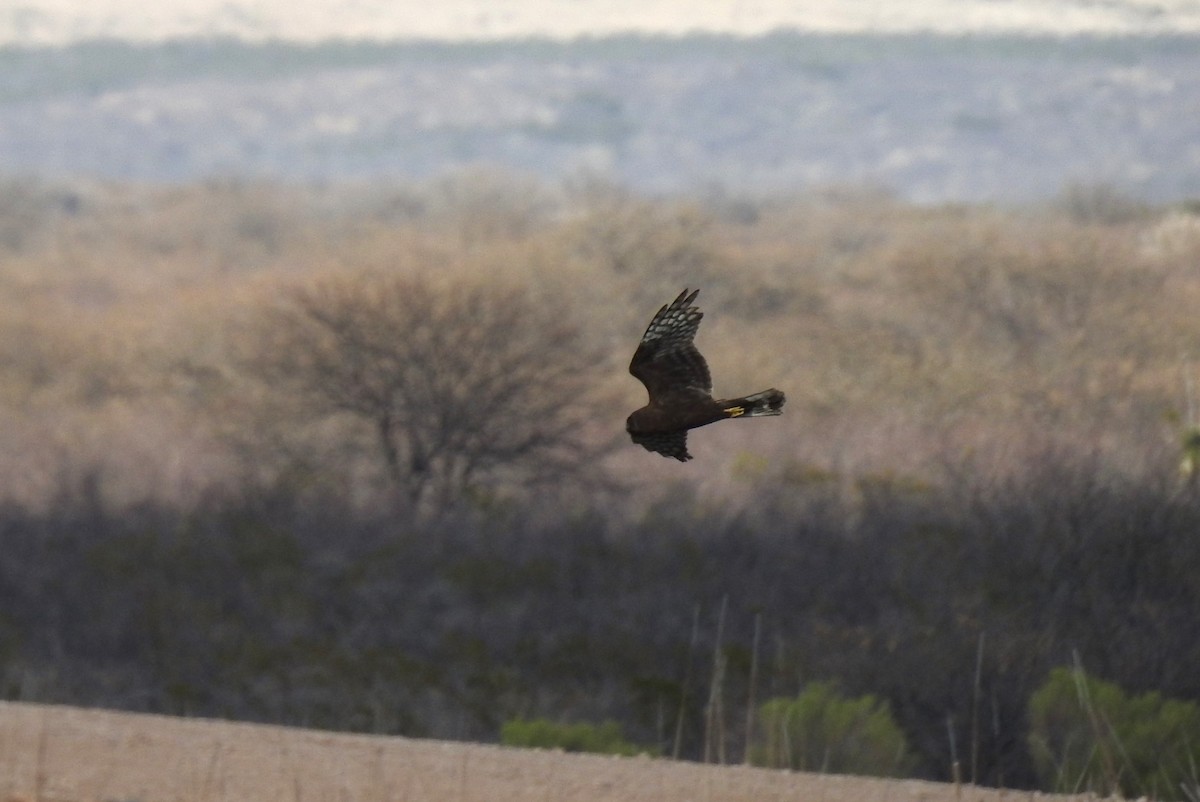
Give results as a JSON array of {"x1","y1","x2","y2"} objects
[{"x1": 717, "y1": 388, "x2": 785, "y2": 419}]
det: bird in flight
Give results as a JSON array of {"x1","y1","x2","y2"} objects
[{"x1": 626, "y1": 289, "x2": 785, "y2": 461}]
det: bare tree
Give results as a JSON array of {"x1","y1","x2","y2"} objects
[{"x1": 250, "y1": 271, "x2": 611, "y2": 512}]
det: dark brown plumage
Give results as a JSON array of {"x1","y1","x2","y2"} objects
[{"x1": 626, "y1": 289, "x2": 785, "y2": 461}]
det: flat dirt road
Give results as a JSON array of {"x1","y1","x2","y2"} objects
[{"x1": 0, "y1": 701, "x2": 1106, "y2": 802}]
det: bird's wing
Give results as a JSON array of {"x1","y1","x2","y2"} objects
[
  {"x1": 628, "y1": 288, "x2": 712, "y2": 401},
  {"x1": 629, "y1": 429, "x2": 693, "y2": 461}
]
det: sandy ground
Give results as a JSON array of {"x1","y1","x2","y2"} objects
[{"x1": 0, "y1": 701, "x2": 1111, "y2": 802}]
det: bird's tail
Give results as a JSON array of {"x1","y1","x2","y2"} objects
[{"x1": 717, "y1": 388, "x2": 785, "y2": 419}]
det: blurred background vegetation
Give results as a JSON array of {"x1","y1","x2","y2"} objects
[{"x1": 2, "y1": 172, "x2": 1200, "y2": 796}]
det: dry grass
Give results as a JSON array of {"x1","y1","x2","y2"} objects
[
  {"x1": 1, "y1": 176, "x2": 1199, "y2": 509},
  {"x1": 0, "y1": 701, "x2": 1108, "y2": 802}
]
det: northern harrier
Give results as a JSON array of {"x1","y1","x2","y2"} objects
[{"x1": 626, "y1": 289, "x2": 784, "y2": 461}]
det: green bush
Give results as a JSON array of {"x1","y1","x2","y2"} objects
[
  {"x1": 1029, "y1": 666, "x2": 1200, "y2": 800},
  {"x1": 499, "y1": 717, "x2": 644, "y2": 756},
  {"x1": 749, "y1": 681, "x2": 914, "y2": 776}
]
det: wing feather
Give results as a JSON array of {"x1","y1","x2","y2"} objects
[
  {"x1": 630, "y1": 430, "x2": 692, "y2": 461},
  {"x1": 628, "y1": 288, "x2": 712, "y2": 401}
]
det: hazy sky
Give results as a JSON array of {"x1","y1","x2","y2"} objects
[{"x1": 4, "y1": 0, "x2": 1200, "y2": 44}]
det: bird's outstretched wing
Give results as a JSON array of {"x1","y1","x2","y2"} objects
[
  {"x1": 628, "y1": 288, "x2": 712, "y2": 402},
  {"x1": 630, "y1": 430, "x2": 693, "y2": 461}
]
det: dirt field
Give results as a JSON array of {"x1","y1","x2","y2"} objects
[{"x1": 0, "y1": 701, "x2": 1108, "y2": 802}]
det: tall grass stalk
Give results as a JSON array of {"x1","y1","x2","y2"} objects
[
  {"x1": 673, "y1": 603, "x2": 700, "y2": 761},
  {"x1": 703, "y1": 594, "x2": 729, "y2": 765},
  {"x1": 946, "y1": 714, "x2": 961, "y2": 799},
  {"x1": 743, "y1": 611, "x2": 762, "y2": 766},
  {"x1": 971, "y1": 631, "x2": 984, "y2": 785},
  {"x1": 1181, "y1": 748, "x2": 1200, "y2": 802},
  {"x1": 1070, "y1": 651, "x2": 1121, "y2": 796}
]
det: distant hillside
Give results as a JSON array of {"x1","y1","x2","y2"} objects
[
  {"x1": 4, "y1": 0, "x2": 1200, "y2": 44},
  {"x1": 0, "y1": 34, "x2": 1198, "y2": 202}
]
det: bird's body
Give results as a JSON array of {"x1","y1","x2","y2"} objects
[{"x1": 626, "y1": 289, "x2": 784, "y2": 461}]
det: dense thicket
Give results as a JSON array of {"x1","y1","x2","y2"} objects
[
  {"x1": 3, "y1": 441, "x2": 1199, "y2": 791},
  {"x1": 2, "y1": 175, "x2": 1200, "y2": 793}
]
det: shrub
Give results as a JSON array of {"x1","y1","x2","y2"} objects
[
  {"x1": 749, "y1": 681, "x2": 914, "y2": 777},
  {"x1": 1028, "y1": 666, "x2": 1200, "y2": 800},
  {"x1": 499, "y1": 717, "x2": 644, "y2": 756},
  {"x1": 246, "y1": 272, "x2": 609, "y2": 512}
]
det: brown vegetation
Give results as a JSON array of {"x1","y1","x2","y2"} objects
[
  {"x1": 2, "y1": 173, "x2": 1200, "y2": 794},
  {"x1": 2, "y1": 175, "x2": 1198, "y2": 510},
  {"x1": 246, "y1": 271, "x2": 611, "y2": 511}
]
